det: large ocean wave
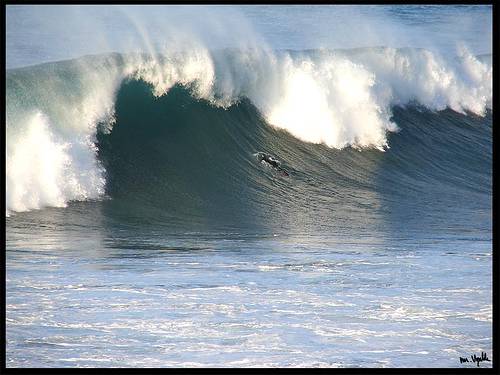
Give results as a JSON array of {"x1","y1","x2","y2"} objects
[{"x1": 6, "y1": 46, "x2": 492, "y2": 215}]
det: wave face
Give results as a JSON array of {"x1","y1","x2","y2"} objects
[{"x1": 6, "y1": 47, "x2": 492, "y2": 219}]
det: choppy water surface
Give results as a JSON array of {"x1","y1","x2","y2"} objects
[{"x1": 6, "y1": 217, "x2": 492, "y2": 367}]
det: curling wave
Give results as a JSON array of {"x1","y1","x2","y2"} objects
[{"x1": 5, "y1": 46, "x2": 492, "y2": 215}]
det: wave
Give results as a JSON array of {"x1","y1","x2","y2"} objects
[{"x1": 6, "y1": 46, "x2": 492, "y2": 215}]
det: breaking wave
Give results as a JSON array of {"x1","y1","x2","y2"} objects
[{"x1": 5, "y1": 46, "x2": 492, "y2": 215}]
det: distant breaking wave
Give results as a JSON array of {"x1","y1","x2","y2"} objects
[{"x1": 6, "y1": 46, "x2": 492, "y2": 215}]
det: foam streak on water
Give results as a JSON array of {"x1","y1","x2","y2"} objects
[{"x1": 6, "y1": 231, "x2": 492, "y2": 368}]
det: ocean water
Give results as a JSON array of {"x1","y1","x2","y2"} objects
[{"x1": 5, "y1": 5, "x2": 492, "y2": 368}]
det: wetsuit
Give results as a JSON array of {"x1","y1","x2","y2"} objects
[
  {"x1": 259, "y1": 153, "x2": 289, "y2": 176},
  {"x1": 262, "y1": 155, "x2": 279, "y2": 168}
]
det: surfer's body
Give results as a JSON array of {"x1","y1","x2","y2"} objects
[{"x1": 256, "y1": 152, "x2": 289, "y2": 177}]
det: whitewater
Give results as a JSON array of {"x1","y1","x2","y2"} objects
[{"x1": 6, "y1": 5, "x2": 492, "y2": 368}]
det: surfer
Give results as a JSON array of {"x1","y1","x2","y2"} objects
[
  {"x1": 258, "y1": 153, "x2": 279, "y2": 168},
  {"x1": 257, "y1": 152, "x2": 289, "y2": 177}
]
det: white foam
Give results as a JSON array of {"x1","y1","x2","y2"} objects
[{"x1": 6, "y1": 112, "x2": 105, "y2": 213}]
